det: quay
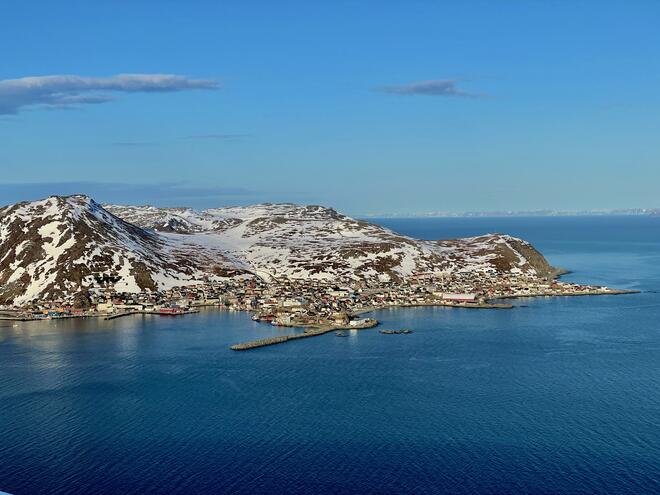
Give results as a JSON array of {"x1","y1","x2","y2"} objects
[
  {"x1": 352, "y1": 301, "x2": 513, "y2": 313},
  {"x1": 0, "y1": 317, "x2": 40, "y2": 321},
  {"x1": 231, "y1": 318, "x2": 378, "y2": 351},
  {"x1": 434, "y1": 301, "x2": 512, "y2": 309},
  {"x1": 104, "y1": 311, "x2": 140, "y2": 320},
  {"x1": 0, "y1": 312, "x2": 103, "y2": 322},
  {"x1": 104, "y1": 309, "x2": 199, "y2": 320},
  {"x1": 497, "y1": 288, "x2": 640, "y2": 300}
]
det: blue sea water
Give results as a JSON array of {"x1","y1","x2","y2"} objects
[{"x1": 1, "y1": 216, "x2": 660, "y2": 495}]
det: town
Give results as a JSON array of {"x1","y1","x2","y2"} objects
[{"x1": 0, "y1": 270, "x2": 632, "y2": 337}]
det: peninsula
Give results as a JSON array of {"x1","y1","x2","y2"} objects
[{"x1": 0, "y1": 195, "x2": 635, "y2": 348}]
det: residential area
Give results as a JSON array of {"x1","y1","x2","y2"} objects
[{"x1": 0, "y1": 270, "x2": 625, "y2": 325}]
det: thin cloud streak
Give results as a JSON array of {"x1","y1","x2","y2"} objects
[
  {"x1": 109, "y1": 141, "x2": 156, "y2": 147},
  {"x1": 105, "y1": 134, "x2": 248, "y2": 147},
  {"x1": 0, "y1": 74, "x2": 219, "y2": 114},
  {"x1": 0, "y1": 181, "x2": 307, "y2": 209},
  {"x1": 377, "y1": 79, "x2": 479, "y2": 97},
  {"x1": 184, "y1": 133, "x2": 248, "y2": 140}
]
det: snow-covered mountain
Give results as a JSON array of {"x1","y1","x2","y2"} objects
[
  {"x1": 0, "y1": 195, "x2": 557, "y2": 305},
  {"x1": 105, "y1": 202, "x2": 557, "y2": 283},
  {"x1": 0, "y1": 196, "x2": 246, "y2": 306}
]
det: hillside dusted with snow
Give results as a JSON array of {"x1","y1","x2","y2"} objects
[
  {"x1": 0, "y1": 196, "x2": 246, "y2": 306},
  {"x1": 106, "y1": 202, "x2": 558, "y2": 282},
  {"x1": 0, "y1": 195, "x2": 558, "y2": 306}
]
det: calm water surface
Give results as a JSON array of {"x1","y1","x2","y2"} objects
[{"x1": 1, "y1": 217, "x2": 660, "y2": 494}]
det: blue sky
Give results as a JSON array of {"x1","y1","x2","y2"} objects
[{"x1": 1, "y1": 0, "x2": 659, "y2": 215}]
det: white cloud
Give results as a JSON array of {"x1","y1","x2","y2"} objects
[
  {"x1": 0, "y1": 181, "x2": 307, "y2": 209},
  {"x1": 378, "y1": 79, "x2": 477, "y2": 97},
  {"x1": 0, "y1": 74, "x2": 219, "y2": 114}
]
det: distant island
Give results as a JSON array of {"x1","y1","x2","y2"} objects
[
  {"x1": 0, "y1": 195, "x2": 636, "y2": 349},
  {"x1": 363, "y1": 207, "x2": 660, "y2": 218}
]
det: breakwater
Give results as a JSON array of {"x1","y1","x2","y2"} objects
[
  {"x1": 231, "y1": 319, "x2": 378, "y2": 351},
  {"x1": 353, "y1": 301, "x2": 513, "y2": 313},
  {"x1": 104, "y1": 311, "x2": 140, "y2": 320},
  {"x1": 497, "y1": 289, "x2": 640, "y2": 300},
  {"x1": 104, "y1": 309, "x2": 200, "y2": 320}
]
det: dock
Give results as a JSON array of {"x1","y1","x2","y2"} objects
[
  {"x1": 231, "y1": 318, "x2": 378, "y2": 351},
  {"x1": 104, "y1": 309, "x2": 200, "y2": 320},
  {"x1": 104, "y1": 311, "x2": 140, "y2": 320},
  {"x1": 230, "y1": 327, "x2": 335, "y2": 350},
  {"x1": 497, "y1": 289, "x2": 640, "y2": 299}
]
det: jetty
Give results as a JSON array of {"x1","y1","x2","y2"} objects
[
  {"x1": 437, "y1": 301, "x2": 513, "y2": 309},
  {"x1": 104, "y1": 309, "x2": 199, "y2": 320},
  {"x1": 231, "y1": 318, "x2": 378, "y2": 351},
  {"x1": 498, "y1": 288, "x2": 640, "y2": 299},
  {"x1": 104, "y1": 311, "x2": 140, "y2": 320}
]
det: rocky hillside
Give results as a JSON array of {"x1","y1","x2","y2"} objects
[
  {"x1": 0, "y1": 195, "x2": 558, "y2": 305},
  {"x1": 106, "y1": 202, "x2": 557, "y2": 283},
  {"x1": 0, "y1": 196, "x2": 246, "y2": 306}
]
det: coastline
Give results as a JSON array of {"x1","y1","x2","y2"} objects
[
  {"x1": 1, "y1": 288, "x2": 640, "y2": 348},
  {"x1": 228, "y1": 288, "x2": 640, "y2": 351},
  {"x1": 0, "y1": 308, "x2": 200, "y2": 322},
  {"x1": 494, "y1": 288, "x2": 639, "y2": 300}
]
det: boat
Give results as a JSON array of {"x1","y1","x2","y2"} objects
[
  {"x1": 379, "y1": 329, "x2": 413, "y2": 335},
  {"x1": 335, "y1": 331, "x2": 348, "y2": 337},
  {"x1": 155, "y1": 309, "x2": 185, "y2": 315}
]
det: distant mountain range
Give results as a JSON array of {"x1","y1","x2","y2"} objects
[
  {"x1": 0, "y1": 195, "x2": 559, "y2": 306},
  {"x1": 364, "y1": 208, "x2": 660, "y2": 218}
]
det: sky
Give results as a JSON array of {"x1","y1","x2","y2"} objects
[{"x1": 1, "y1": 0, "x2": 659, "y2": 215}]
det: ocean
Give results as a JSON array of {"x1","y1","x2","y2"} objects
[{"x1": 1, "y1": 216, "x2": 659, "y2": 494}]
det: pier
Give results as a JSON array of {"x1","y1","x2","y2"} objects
[
  {"x1": 231, "y1": 318, "x2": 378, "y2": 351},
  {"x1": 435, "y1": 301, "x2": 513, "y2": 309},
  {"x1": 104, "y1": 311, "x2": 140, "y2": 320},
  {"x1": 497, "y1": 288, "x2": 640, "y2": 300},
  {"x1": 104, "y1": 309, "x2": 200, "y2": 320}
]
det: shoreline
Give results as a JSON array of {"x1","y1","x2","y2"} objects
[
  {"x1": 229, "y1": 288, "x2": 640, "y2": 351},
  {"x1": 494, "y1": 289, "x2": 639, "y2": 299},
  {"x1": 1, "y1": 289, "x2": 640, "y2": 347},
  {"x1": 0, "y1": 309, "x2": 200, "y2": 322}
]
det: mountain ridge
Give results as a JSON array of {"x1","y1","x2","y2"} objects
[{"x1": 0, "y1": 195, "x2": 558, "y2": 306}]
